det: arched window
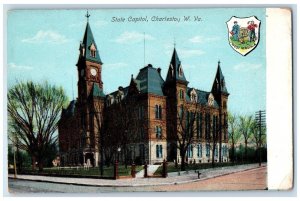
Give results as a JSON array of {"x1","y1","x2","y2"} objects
[
  {"x1": 179, "y1": 65, "x2": 183, "y2": 77},
  {"x1": 90, "y1": 43, "x2": 96, "y2": 58}
]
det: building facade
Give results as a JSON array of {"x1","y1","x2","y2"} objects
[{"x1": 58, "y1": 18, "x2": 230, "y2": 167}]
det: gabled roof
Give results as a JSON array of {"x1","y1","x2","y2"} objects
[
  {"x1": 165, "y1": 48, "x2": 188, "y2": 83},
  {"x1": 186, "y1": 87, "x2": 219, "y2": 108},
  {"x1": 79, "y1": 22, "x2": 102, "y2": 64},
  {"x1": 91, "y1": 83, "x2": 105, "y2": 98},
  {"x1": 136, "y1": 64, "x2": 165, "y2": 96}
]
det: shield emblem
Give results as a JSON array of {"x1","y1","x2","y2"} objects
[{"x1": 226, "y1": 16, "x2": 261, "y2": 56}]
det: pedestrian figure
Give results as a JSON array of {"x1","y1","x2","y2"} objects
[
  {"x1": 247, "y1": 21, "x2": 257, "y2": 42},
  {"x1": 231, "y1": 21, "x2": 240, "y2": 41}
]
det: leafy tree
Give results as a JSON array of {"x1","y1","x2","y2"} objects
[
  {"x1": 228, "y1": 113, "x2": 241, "y2": 162},
  {"x1": 239, "y1": 115, "x2": 254, "y2": 161},
  {"x1": 8, "y1": 81, "x2": 68, "y2": 171}
]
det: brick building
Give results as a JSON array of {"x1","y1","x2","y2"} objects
[{"x1": 58, "y1": 18, "x2": 230, "y2": 167}]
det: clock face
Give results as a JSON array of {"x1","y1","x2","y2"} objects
[{"x1": 90, "y1": 68, "x2": 97, "y2": 76}]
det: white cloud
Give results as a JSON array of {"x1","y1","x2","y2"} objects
[
  {"x1": 8, "y1": 62, "x2": 33, "y2": 70},
  {"x1": 189, "y1": 35, "x2": 220, "y2": 43},
  {"x1": 233, "y1": 62, "x2": 262, "y2": 71},
  {"x1": 104, "y1": 62, "x2": 128, "y2": 69},
  {"x1": 115, "y1": 31, "x2": 155, "y2": 44},
  {"x1": 22, "y1": 30, "x2": 69, "y2": 44}
]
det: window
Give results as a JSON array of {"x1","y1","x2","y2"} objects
[
  {"x1": 187, "y1": 145, "x2": 193, "y2": 158},
  {"x1": 138, "y1": 106, "x2": 144, "y2": 119},
  {"x1": 197, "y1": 113, "x2": 202, "y2": 139},
  {"x1": 156, "y1": 126, "x2": 162, "y2": 139},
  {"x1": 155, "y1": 105, "x2": 162, "y2": 119},
  {"x1": 205, "y1": 114, "x2": 211, "y2": 139},
  {"x1": 197, "y1": 144, "x2": 202, "y2": 158},
  {"x1": 179, "y1": 105, "x2": 184, "y2": 119},
  {"x1": 90, "y1": 43, "x2": 96, "y2": 58},
  {"x1": 179, "y1": 65, "x2": 183, "y2": 77},
  {"x1": 179, "y1": 89, "x2": 184, "y2": 100},
  {"x1": 140, "y1": 127, "x2": 144, "y2": 140},
  {"x1": 190, "y1": 89, "x2": 197, "y2": 102},
  {"x1": 222, "y1": 145, "x2": 228, "y2": 156},
  {"x1": 206, "y1": 144, "x2": 210, "y2": 157},
  {"x1": 156, "y1": 145, "x2": 163, "y2": 158},
  {"x1": 214, "y1": 146, "x2": 218, "y2": 157},
  {"x1": 159, "y1": 105, "x2": 162, "y2": 119}
]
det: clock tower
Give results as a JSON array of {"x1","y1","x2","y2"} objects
[
  {"x1": 76, "y1": 12, "x2": 105, "y2": 166},
  {"x1": 77, "y1": 15, "x2": 103, "y2": 103}
]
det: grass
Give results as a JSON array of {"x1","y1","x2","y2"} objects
[
  {"x1": 12, "y1": 165, "x2": 143, "y2": 178},
  {"x1": 230, "y1": 36, "x2": 256, "y2": 49},
  {"x1": 154, "y1": 162, "x2": 254, "y2": 175}
]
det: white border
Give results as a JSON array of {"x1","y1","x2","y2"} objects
[{"x1": 1, "y1": 2, "x2": 298, "y2": 198}]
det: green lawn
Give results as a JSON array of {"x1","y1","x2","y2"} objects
[
  {"x1": 230, "y1": 36, "x2": 256, "y2": 49},
  {"x1": 13, "y1": 165, "x2": 143, "y2": 177}
]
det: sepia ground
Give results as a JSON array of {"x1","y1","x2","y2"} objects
[{"x1": 7, "y1": 166, "x2": 267, "y2": 193}]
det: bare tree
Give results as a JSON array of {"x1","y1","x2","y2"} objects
[
  {"x1": 228, "y1": 113, "x2": 241, "y2": 163},
  {"x1": 239, "y1": 115, "x2": 253, "y2": 161},
  {"x1": 171, "y1": 103, "x2": 198, "y2": 171},
  {"x1": 8, "y1": 81, "x2": 68, "y2": 171}
]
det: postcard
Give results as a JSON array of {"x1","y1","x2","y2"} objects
[{"x1": 4, "y1": 7, "x2": 292, "y2": 193}]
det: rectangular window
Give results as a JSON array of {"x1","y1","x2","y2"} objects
[
  {"x1": 155, "y1": 105, "x2": 162, "y2": 119},
  {"x1": 206, "y1": 144, "x2": 210, "y2": 157},
  {"x1": 156, "y1": 126, "x2": 162, "y2": 139},
  {"x1": 215, "y1": 146, "x2": 218, "y2": 157},
  {"x1": 140, "y1": 127, "x2": 144, "y2": 140},
  {"x1": 156, "y1": 144, "x2": 163, "y2": 158},
  {"x1": 197, "y1": 144, "x2": 202, "y2": 158},
  {"x1": 159, "y1": 105, "x2": 162, "y2": 119},
  {"x1": 187, "y1": 145, "x2": 193, "y2": 158}
]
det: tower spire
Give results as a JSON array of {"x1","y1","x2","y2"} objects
[{"x1": 85, "y1": 10, "x2": 90, "y2": 22}]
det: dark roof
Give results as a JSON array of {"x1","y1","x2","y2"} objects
[
  {"x1": 80, "y1": 22, "x2": 102, "y2": 64},
  {"x1": 213, "y1": 62, "x2": 228, "y2": 94},
  {"x1": 91, "y1": 83, "x2": 105, "y2": 97},
  {"x1": 62, "y1": 100, "x2": 77, "y2": 118},
  {"x1": 186, "y1": 87, "x2": 219, "y2": 108},
  {"x1": 165, "y1": 48, "x2": 188, "y2": 83},
  {"x1": 135, "y1": 64, "x2": 165, "y2": 96}
]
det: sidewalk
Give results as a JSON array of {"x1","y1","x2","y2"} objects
[{"x1": 8, "y1": 163, "x2": 266, "y2": 187}]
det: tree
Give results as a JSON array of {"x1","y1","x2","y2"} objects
[
  {"x1": 238, "y1": 115, "x2": 253, "y2": 162},
  {"x1": 8, "y1": 81, "x2": 68, "y2": 171},
  {"x1": 172, "y1": 103, "x2": 198, "y2": 171},
  {"x1": 228, "y1": 113, "x2": 241, "y2": 163}
]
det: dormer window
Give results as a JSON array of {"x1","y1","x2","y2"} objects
[
  {"x1": 190, "y1": 88, "x2": 197, "y2": 102},
  {"x1": 90, "y1": 43, "x2": 96, "y2": 58},
  {"x1": 179, "y1": 64, "x2": 183, "y2": 77},
  {"x1": 208, "y1": 93, "x2": 214, "y2": 106},
  {"x1": 170, "y1": 64, "x2": 174, "y2": 77}
]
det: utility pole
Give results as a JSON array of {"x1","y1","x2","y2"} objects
[{"x1": 255, "y1": 110, "x2": 266, "y2": 166}]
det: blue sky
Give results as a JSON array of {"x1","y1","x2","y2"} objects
[{"x1": 7, "y1": 8, "x2": 266, "y2": 115}]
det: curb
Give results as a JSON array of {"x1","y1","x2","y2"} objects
[{"x1": 8, "y1": 165, "x2": 266, "y2": 188}]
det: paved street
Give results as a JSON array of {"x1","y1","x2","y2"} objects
[{"x1": 7, "y1": 165, "x2": 267, "y2": 193}]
